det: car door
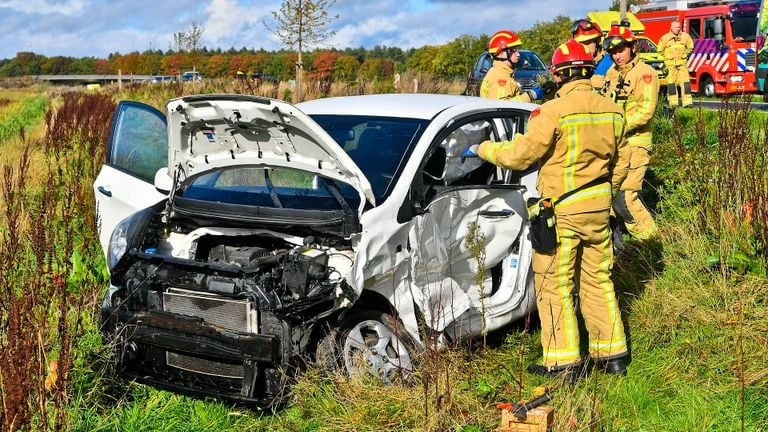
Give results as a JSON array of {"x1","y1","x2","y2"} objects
[
  {"x1": 93, "y1": 101, "x2": 168, "y2": 257},
  {"x1": 407, "y1": 113, "x2": 532, "y2": 331}
]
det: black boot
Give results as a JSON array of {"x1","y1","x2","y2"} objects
[
  {"x1": 527, "y1": 363, "x2": 587, "y2": 383},
  {"x1": 594, "y1": 358, "x2": 627, "y2": 375}
]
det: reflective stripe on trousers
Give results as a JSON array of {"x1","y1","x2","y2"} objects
[{"x1": 532, "y1": 211, "x2": 628, "y2": 368}]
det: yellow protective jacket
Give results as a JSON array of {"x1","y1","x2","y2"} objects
[
  {"x1": 477, "y1": 79, "x2": 629, "y2": 215},
  {"x1": 658, "y1": 31, "x2": 694, "y2": 67},
  {"x1": 602, "y1": 57, "x2": 659, "y2": 147},
  {"x1": 480, "y1": 60, "x2": 533, "y2": 102}
]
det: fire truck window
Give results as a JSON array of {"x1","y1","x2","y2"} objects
[
  {"x1": 689, "y1": 19, "x2": 701, "y2": 39},
  {"x1": 704, "y1": 18, "x2": 716, "y2": 39}
]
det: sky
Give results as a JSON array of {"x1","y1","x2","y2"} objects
[{"x1": 0, "y1": 0, "x2": 613, "y2": 60}]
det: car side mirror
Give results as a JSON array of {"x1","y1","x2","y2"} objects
[
  {"x1": 412, "y1": 200, "x2": 428, "y2": 216},
  {"x1": 396, "y1": 184, "x2": 429, "y2": 223},
  {"x1": 154, "y1": 168, "x2": 172, "y2": 194}
]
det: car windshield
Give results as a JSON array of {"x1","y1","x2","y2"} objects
[
  {"x1": 636, "y1": 38, "x2": 658, "y2": 54},
  {"x1": 731, "y1": 17, "x2": 757, "y2": 42},
  {"x1": 179, "y1": 166, "x2": 361, "y2": 211},
  {"x1": 518, "y1": 51, "x2": 546, "y2": 70},
  {"x1": 309, "y1": 115, "x2": 428, "y2": 203}
]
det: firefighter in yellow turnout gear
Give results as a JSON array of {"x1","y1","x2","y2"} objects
[
  {"x1": 658, "y1": 20, "x2": 694, "y2": 107},
  {"x1": 481, "y1": 30, "x2": 554, "y2": 102},
  {"x1": 464, "y1": 39, "x2": 631, "y2": 379},
  {"x1": 571, "y1": 18, "x2": 609, "y2": 91},
  {"x1": 602, "y1": 23, "x2": 659, "y2": 240}
]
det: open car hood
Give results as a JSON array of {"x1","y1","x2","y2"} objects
[{"x1": 166, "y1": 95, "x2": 376, "y2": 208}]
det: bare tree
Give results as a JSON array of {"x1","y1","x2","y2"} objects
[
  {"x1": 264, "y1": 0, "x2": 338, "y2": 101},
  {"x1": 173, "y1": 20, "x2": 205, "y2": 72}
]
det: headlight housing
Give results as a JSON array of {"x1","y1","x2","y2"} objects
[
  {"x1": 728, "y1": 75, "x2": 744, "y2": 83},
  {"x1": 108, "y1": 207, "x2": 154, "y2": 271}
]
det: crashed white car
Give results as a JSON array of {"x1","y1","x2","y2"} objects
[{"x1": 94, "y1": 93, "x2": 539, "y2": 406}]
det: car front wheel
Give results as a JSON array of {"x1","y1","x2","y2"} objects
[{"x1": 316, "y1": 311, "x2": 417, "y2": 384}]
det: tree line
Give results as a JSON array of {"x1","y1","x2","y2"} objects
[{"x1": 0, "y1": 16, "x2": 575, "y2": 82}]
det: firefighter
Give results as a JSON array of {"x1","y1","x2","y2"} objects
[
  {"x1": 480, "y1": 30, "x2": 555, "y2": 102},
  {"x1": 657, "y1": 20, "x2": 694, "y2": 107},
  {"x1": 572, "y1": 19, "x2": 612, "y2": 91},
  {"x1": 602, "y1": 23, "x2": 659, "y2": 241},
  {"x1": 464, "y1": 39, "x2": 631, "y2": 380}
]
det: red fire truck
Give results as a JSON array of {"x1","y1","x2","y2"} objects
[{"x1": 636, "y1": 1, "x2": 759, "y2": 96}]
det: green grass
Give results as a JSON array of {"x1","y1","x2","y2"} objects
[{"x1": 0, "y1": 94, "x2": 48, "y2": 143}]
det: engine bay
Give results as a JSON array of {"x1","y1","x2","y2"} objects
[{"x1": 100, "y1": 207, "x2": 359, "y2": 405}]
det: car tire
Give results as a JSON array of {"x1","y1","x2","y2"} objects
[{"x1": 316, "y1": 310, "x2": 418, "y2": 384}]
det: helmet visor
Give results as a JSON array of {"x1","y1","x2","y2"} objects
[{"x1": 571, "y1": 20, "x2": 597, "y2": 35}]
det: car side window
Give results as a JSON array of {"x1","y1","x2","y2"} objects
[
  {"x1": 108, "y1": 102, "x2": 167, "y2": 182},
  {"x1": 418, "y1": 119, "x2": 501, "y2": 208},
  {"x1": 440, "y1": 120, "x2": 497, "y2": 186}
]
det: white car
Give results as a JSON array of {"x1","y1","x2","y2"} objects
[{"x1": 94, "y1": 93, "x2": 539, "y2": 406}]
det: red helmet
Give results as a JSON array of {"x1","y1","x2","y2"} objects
[
  {"x1": 550, "y1": 38, "x2": 595, "y2": 75},
  {"x1": 488, "y1": 30, "x2": 522, "y2": 55},
  {"x1": 571, "y1": 19, "x2": 602, "y2": 44},
  {"x1": 603, "y1": 22, "x2": 636, "y2": 50}
]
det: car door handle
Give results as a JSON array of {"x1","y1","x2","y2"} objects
[
  {"x1": 478, "y1": 209, "x2": 513, "y2": 218},
  {"x1": 97, "y1": 186, "x2": 112, "y2": 197}
]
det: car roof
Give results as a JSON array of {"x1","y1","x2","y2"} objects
[{"x1": 297, "y1": 93, "x2": 528, "y2": 119}]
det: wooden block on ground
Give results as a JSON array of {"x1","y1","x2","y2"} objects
[{"x1": 496, "y1": 405, "x2": 555, "y2": 432}]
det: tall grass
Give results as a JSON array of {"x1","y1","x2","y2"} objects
[
  {"x1": 107, "y1": 73, "x2": 468, "y2": 109},
  {"x1": 656, "y1": 98, "x2": 768, "y2": 272},
  {"x1": 0, "y1": 92, "x2": 114, "y2": 431}
]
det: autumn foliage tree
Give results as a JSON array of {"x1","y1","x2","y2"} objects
[
  {"x1": 333, "y1": 55, "x2": 360, "y2": 82},
  {"x1": 310, "y1": 51, "x2": 341, "y2": 80},
  {"x1": 358, "y1": 58, "x2": 394, "y2": 81}
]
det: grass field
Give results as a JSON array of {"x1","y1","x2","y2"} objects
[{"x1": 0, "y1": 82, "x2": 766, "y2": 431}]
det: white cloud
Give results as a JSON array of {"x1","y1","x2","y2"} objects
[
  {"x1": 0, "y1": 0, "x2": 617, "y2": 58},
  {"x1": 200, "y1": 0, "x2": 284, "y2": 50},
  {"x1": 1, "y1": 0, "x2": 86, "y2": 16}
]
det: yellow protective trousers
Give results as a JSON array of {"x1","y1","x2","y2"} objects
[
  {"x1": 620, "y1": 144, "x2": 657, "y2": 239},
  {"x1": 532, "y1": 210, "x2": 628, "y2": 369},
  {"x1": 666, "y1": 64, "x2": 692, "y2": 107}
]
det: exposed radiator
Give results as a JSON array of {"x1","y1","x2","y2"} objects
[
  {"x1": 162, "y1": 288, "x2": 257, "y2": 333},
  {"x1": 162, "y1": 288, "x2": 257, "y2": 377}
]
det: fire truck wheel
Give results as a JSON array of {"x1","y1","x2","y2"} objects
[{"x1": 699, "y1": 75, "x2": 715, "y2": 98}]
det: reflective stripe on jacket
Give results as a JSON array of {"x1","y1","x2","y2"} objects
[
  {"x1": 658, "y1": 31, "x2": 694, "y2": 67},
  {"x1": 480, "y1": 60, "x2": 533, "y2": 102},
  {"x1": 477, "y1": 79, "x2": 629, "y2": 215},
  {"x1": 602, "y1": 57, "x2": 659, "y2": 147}
]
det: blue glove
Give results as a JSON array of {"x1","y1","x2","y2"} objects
[
  {"x1": 460, "y1": 144, "x2": 479, "y2": 162},
  {"x1": 529, "y1": 85, "x2": 546, "y2": 101}
]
